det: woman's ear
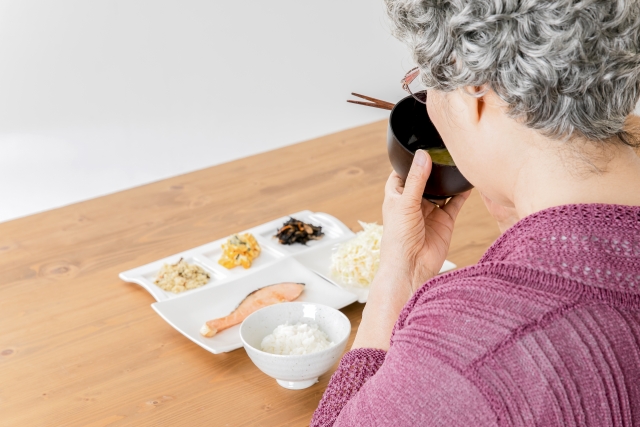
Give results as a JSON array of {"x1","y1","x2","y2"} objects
[
  {"x1": 466, "y1": 86, "x2": 486, "y2": 124},
  {"x1": 451, "y1": 86, "x2": 485, "y2": 128}
]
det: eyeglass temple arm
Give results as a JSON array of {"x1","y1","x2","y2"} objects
[{"x1": 402, "y1": 67, "x2": 421, "y2": 87}]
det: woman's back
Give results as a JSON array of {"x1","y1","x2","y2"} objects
[{"x1": 313, "y1": 204, "x2": 640, "y2": 426}]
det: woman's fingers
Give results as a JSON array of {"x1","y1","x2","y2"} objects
[
  {"x1": 426, "y1": 198, "x2": 447, "y2": 208},
  {"x1": 441, "y1": 190, "x2": 472, "y2": 221},
  {"x1": 385, "y1": 171, "x2": 406, "y2": 196},
  {"x1": 402, "y1": 150, "x2": 432, "y2": 204}
]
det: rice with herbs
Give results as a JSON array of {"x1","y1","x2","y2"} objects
[{"x1": 154, "y1": 259, "x2": 210, "y2": 293}]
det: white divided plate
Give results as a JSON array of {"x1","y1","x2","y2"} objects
[
  {"x1": 120, "y1": 210, "x2": 459, "y2": 354},
  {"x1": 294, "y1": 244, "x2": 457, "y2": 303},
  {"x1": 151, "y1": 258, "x2": 358, "y2": 354},
  {"x1": 119, "y1": 210, "x2": 355, "y2": 302}
]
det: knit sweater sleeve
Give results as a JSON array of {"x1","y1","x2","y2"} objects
[
  {"x1": 310, "y1": 348, "x2": 386, "y2": 427},
  {"x1": 327, "y1": 340, "x2": 497, "y2": 426}
]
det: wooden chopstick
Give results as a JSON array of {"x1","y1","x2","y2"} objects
[
  {"x1": 347, "y1": 100, "x2": 394, "y2": 110},
  {"x1": 350, "y1": 93, "x2": 395, "y2": 109}
]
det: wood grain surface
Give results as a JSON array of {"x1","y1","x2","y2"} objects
[{"x1": 0, "y1": 120, "x2": 500, "y2": 426}]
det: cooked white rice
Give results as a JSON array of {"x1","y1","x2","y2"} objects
[{"x1": 260, "y1": 322, "x2": 334, "y2": 355}]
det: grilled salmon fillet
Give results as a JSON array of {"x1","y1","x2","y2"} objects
[{"x1": 200, "y1": 282, "x2": 305, "y2": 337}]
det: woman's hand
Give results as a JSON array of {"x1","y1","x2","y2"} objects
[
  {"x1": 380, "y1": 150, "x2": 470, "y2": 295},
  {"x1": 351, "y1": 150, "x2": 470, "y2": 350}
]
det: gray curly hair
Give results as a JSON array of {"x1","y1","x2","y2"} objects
[{"x1": 385, "y1": 0, "x2": 640, "y2": 145}]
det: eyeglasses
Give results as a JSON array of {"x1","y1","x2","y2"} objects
[{"x1": 401, "y1": 67, "x2": 427, "y2": 104}]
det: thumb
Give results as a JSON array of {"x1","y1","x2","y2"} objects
[{"x1": 402, "y1": 149, "x2": 432, "y2": 204}]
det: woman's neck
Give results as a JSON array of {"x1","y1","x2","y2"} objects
[{"x1": 512, "y1": 137, "x2": 640, "y2": 220}]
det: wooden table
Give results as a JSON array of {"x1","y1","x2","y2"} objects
[{"x1": 0, "y1": 120, "x2": 500, "y2": 426}]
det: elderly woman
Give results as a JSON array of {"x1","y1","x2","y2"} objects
[{"x1": 311, "y1": 1, "x2": 640, "y2": 426}]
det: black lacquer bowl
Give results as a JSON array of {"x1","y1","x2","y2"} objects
[{"x1": 387, "y1": 94, "x2": 474, "y2": 198}]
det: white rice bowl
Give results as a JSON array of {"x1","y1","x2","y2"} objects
[{"x1": 239, "y1": 302, "x2": 350, "y2": 390}]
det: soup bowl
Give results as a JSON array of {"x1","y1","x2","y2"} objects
[{"x1": 387, "y1": 94, "x2": 474, "y2": 198}]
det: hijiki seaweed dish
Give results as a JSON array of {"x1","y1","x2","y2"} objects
[{"x1": 274, "y1": 218, "x2": 324, "y2": 245}]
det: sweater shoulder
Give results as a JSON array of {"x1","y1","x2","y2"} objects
[
  {"x1": 392, "y1": 274, "x2": 576, "y2": 371},
  {"x1": 388, "y1": 274, "x2": 640, "y2": 426},
  {"x1": 398, "y1": 282, "x2": 640, "y2": 427},
  {"x1": 393, "y1": 272, "x2": 640, "y2": 377}
]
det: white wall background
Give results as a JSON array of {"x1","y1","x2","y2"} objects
[
  {"x1": 0, "y1": 1, "x2": 411, "y2": 223},
  {"x1": 1, "y1": 2, "x2": 638, "y2": 223}
]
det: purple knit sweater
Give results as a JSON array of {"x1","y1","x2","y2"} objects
[{"x1": 311, "y1": 204, "x2": 640, "y2": 427}]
